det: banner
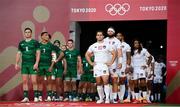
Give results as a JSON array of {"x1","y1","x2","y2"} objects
[
  {"x1": 70, "y1": 0, "x2": 167, "y2": 21},
  {"x1": 0, "y1": 0, "x2": 69, "y2": 100}
]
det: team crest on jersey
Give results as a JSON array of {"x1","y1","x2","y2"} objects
[
  {"x1": 140, "y1": 73, "x2": 143, "y2": 76},
  {"x1": 94, "y1": 46, "x2": 97, "y2": 48},
  {"x1": 103, "y1": 45, "x2": 106, "y2": 49},
  {"x1": 103, "y1": 70, "x2": 106, "y2": 74},
  {"x1": 121, "y1": 45, "x2": 124, "y2": 48},
  {"x1": 112, "y1": 41, "x2": 115, "y2": 45}
]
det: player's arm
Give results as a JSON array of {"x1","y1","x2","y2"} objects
[
  {"x1": 125, "y1": 51, "x2": 132, "y2": 74},
  {"x1": 33, "y1": 50, "x2": 40, "y2": 70},
  {"x1": 147, "y1": 55, "x2": 152, "y2": 66},
  {"x1": 107, "y1": 49, "x2": 116, "y2": 66},
  {"x1": 85, "y1": 51, "x2": 94, "y2": 66},
  {"x1": 15, "y1": 51, "x2": 21, "y2": 70},
  {"x1": 62, "y1": 58, "x2": 67, "y2": 75},
  {"x1": 77, "y1": 55, "x2": 82, "y2": 74},
  {"x1": 56, "y1": 51, "x2": 64, "y2": 62},
  {"x1": 117, "y1": 47, "x2": 122, "y2": 69},
  {"x1": 48, "y1": 52, "x2": 56, "y2": 72}
]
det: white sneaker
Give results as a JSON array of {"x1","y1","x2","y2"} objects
[
  {"x1": 59, "y1": 96, "x2": 63, "y2": 101},
  {"x1": 45, "y1": 96, "x2": 51, "y2": 102},
  {"x1": 34, "y1": 97, "x2": 39, "y2": 102},
  {"x1": 21, "y1": 97, "x2": 29, "y2": 103},
  {"x1": 38, "y1": 96, "x2": 43, "y2": 102},
  {"x1": 73, "y1": 97, "x2": 79, "y2": 102},
  {"x1": 96, "y1": 99, "x2": 104, "y2": 104},
  {"x1": 63, "y1": 97, "x2": 69, "y2": 101},
  {"x1": 105, "y1": 99, "x2": 110, "y2": 104}
]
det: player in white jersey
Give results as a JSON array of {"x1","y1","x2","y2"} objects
[
  {"x1": 153, "y1": 56, "x2": 166, "y2": 102},
  {"x1": 85, "y1": 31, "x2": 116, "y2": 104},
  {"x1": 116, "y1": 32, "x2": 131, "y2": 103},
  {"x1": 104, "y1": 27, "x2": 122, "y2": 103},
  {"x1": 131, "y1": 39, "x2": 152, "y2": 103},
  {"x1": 146, "y1": 55, "x2": 155, "y2": 103}
]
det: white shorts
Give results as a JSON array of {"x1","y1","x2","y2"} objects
[
  {"x1": 118, "y1": 64, "x2": 126, "y2": 78},
  {"x1": 153, "y1": 76, "x2": 163, "y2": 83},
  {"x1": 93, "y1": 63, "x2": 109, "y2": 77},
  {"x1": 108, "y1": 64, "x2": 119, "y2": 77},
  {"x1": 131, "y1": 67, "x2": 146, "y2": 80}
]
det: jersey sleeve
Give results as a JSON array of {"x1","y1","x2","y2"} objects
[
  {"x1": 35, "y1": 40, "x2": 40, "y2": 51},
  {"x1": 87, "y1": 44, "x2": 94, "y2": 53},
  {"x1": 126, "y1": 44, "x2": 131, "y2": 52},
  {"x1": 144, "y1": 49, "x2": 151, "y2": 58},
  {"x1": 116, "y1": 40, "x2": 122, "y2": 49},
  {"x1": 18, "y1": 42, "x2": 22, "y2": 52}
]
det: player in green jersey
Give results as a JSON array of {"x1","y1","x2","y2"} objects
[
  {"x1": 15, "y1": 28, "x2": 40, "y2": 102},
  {"x1": 63, "y1": 39, "x2": 82, "y2": 101},
  {"x1": 51, "y1": 40, "x2": 67, "y2": 101},
  {"x1": 78, "y1": 57, "x2": 94, "y2": 101},
  {"x1": 37, "y1": 32, "x2": 56, "y2": 102}
]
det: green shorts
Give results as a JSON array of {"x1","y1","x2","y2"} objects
[
  {"x1": 81, "y1": 72, "x2": 96, "y2": 83},
  {"x1": 65, "y1": 67, "x2": 77, "y2": 80},
  {"x1": 21, "y1": 64, "x2": 37, "y2": 75},
  {"x1": 38, "y1": 66, "x2": 52, "y2": 76},
  {"x1": 52, "y1": 68, "x2": 63, "y2": 78}
]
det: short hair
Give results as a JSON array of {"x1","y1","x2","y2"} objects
[
  {"x1": 41, "y1": 32, "x2": 48, "y2": 36},
  {"x1": 67, "y1": 39, "x2": 74, "y2": 43},
  {"x1": 54, "y1": 40, "x2": 60, "y2": 45},
  {"x1": 96, "y1": 30, "x2": 104, "y2": 35},
  {"x1": 48, "y1": 34, "x2": 51, "y2": 39},
  {"x1": 24, "y1": 28, "x2": 32, "y2": 33}
]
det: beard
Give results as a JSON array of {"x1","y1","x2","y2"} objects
[{"x1": 107, "y1": 34, "x2": 115, "y2": 38}]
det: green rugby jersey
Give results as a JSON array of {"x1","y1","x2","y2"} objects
[
  {"x1": 18, "y1": 39, "x2": 39, "y2": 65},
  {"x1": 82, "y1": 57, "x2": 93, "y2": 73},
  {"x1": 53, "y1": 45, "x2": 63, "y2": 69},
  {"x1": 39, "y1": 42, "x2": 55, "y2": 66},
  {"x1": 64, "y1": 49, "x2": 80, "y2": 67}
]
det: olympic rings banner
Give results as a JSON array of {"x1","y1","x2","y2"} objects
[{"x1": 70, "y1": 0, "x2": 167, "y2": 21}]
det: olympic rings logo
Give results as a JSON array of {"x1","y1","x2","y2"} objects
[{"x1": 105, "y1": 3, "x2": 130, "y2": 16}]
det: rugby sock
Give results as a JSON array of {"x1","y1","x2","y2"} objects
[
  {"x1": 104, "y1": 84, "x2": 110, "y2": 100},
  {"x1": 97, "y1": 85, "x2": 104, "y2": 100},
  {"x1": 127, "y1": 88, "x2": 131, "y2": 100},
  {"x1": 112, "y1": 92, "x2": 117, "y2": 100},
  {"x1": 34, "y1": 90, "x2": 38, "y2": 98},
  {"x1": 131, "y1": 91, "x2": 135, "y2": 99},
  {"x1": 158, "y1": 93, "x2": 161, "y2": 101},
  {"x1": 23, "y1": 90, "x2": 28, "y2": 98},
  {"x1": 119, "y1": 85, "x2": 125, "y2": 100}
]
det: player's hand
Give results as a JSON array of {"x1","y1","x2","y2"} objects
[
  {"x1": 141, "y1": 65, "x2": 147, "y2": 70},
  {"x1": 148, "y1": 74, "x2": 153, "y2": 79},
  {"x1": 117, "y1": 63, "x2": 122, "y2": 69},
  {"x1": 106, "y1": 62, "x2": 112, "y2": 66},
  {"x1": 125, "y1": 67, "x2": 131, "y2": 74},
  {"x1": 90, "y1": 62, "x2": 95, "y2": 66},
  {"x1": 63, "y1": 70, "x2": 67, "y2": 75},
  {"x1": 15, "y1": 64, "x2": 20, "y2": 71},
  {"x1": 48, "y1": 67, "x2": 53, "y2": 72},
  {"x1": 33, "y1": 63, "x2": 39, "y2": 70}
]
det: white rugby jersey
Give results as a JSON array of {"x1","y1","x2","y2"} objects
[
  {"x1": 120, "y1": 41, "x2": 131, "y2": 64},
  {"x1": 87, "y1": 41, "x2": 113, "y2": 64},
  {"x1": 154, "y1": 61, "x2": 166, "y2": 76},
  {"x1": 104, "y1": 37, "x2": 121, "y2": 65},
  {"x1": 132, "y1": 48, "x2": 151, "y2": 67}
]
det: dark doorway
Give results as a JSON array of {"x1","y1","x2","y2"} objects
[{"x1": 79, "y1": 20, "x2": 167, "y2": 61}]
